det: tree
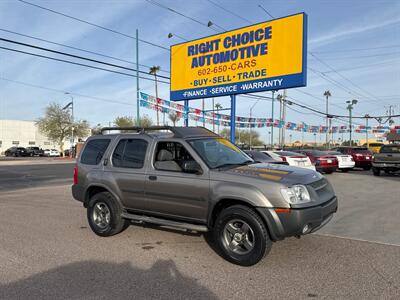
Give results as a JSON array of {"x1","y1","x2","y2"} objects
[
  {"x1": 36, "y1": 102, "x2": 90, "y2": 153},
  {"x1": 168, "y1": 111, "x2": 181, "y2": 126},
  {"x1": 91, "y1": 123, "x2": 102, "y2": 135},
  {"x1": 114, "y1": 116, "x2": 134, "y2": 128},
  {"x1": 220, "y1": 128, "x2": 263, "y2": 146},
  {"x1": 149, "y1": 65, "x2": 161, "y2": 125},
  {"x1": 113, "y1": 115, "x2": 153, "y2": 131}
]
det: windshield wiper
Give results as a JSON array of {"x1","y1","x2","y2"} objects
[{"x1": 214, "y1": 160, "x2": 253, "y2": 170}]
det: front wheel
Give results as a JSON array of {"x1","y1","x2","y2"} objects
[
  {"x1": 87, "y1": 192, "x2": 129, "y2": 237},
  {"x1": 341, "y1": 168, "x2": 349, "y2": 173},
  {"x1": 213, "y1": 205, "x2": 272, "y2": 266},
  {"x1": 372, "y1": 168, "x2": 380, "y2": 176}
]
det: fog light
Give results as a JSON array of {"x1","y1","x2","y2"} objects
[{"x1": 302, "y1": 224, "x2": 310, "y2": 234}]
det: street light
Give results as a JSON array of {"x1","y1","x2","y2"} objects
[
  {"x1": 249, "y1": 99, "x2": 260, "y2": 149},
  {"x1": 167, "y1": 32, "x2": 187, "y2": 41},
  {"x1": 346, "y1": 99, "x2": 358, "y2": 147},
  {"x1": 64, "y1": 92, "x2": 74, "y2": 157},
  {"x1": 365, "y1": 114, "x2": 370, "y2": 147}
]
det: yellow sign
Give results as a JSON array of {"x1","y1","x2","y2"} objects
[{"x1": 170, "y1": 13, "x2": 307, "y2": 101}]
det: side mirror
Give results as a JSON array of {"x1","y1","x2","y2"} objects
[{"x1": 182, "y1": 161, "x2": 202, "y2": 174}]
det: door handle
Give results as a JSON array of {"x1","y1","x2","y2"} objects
[{"x1": 149, "y1": 175, "x2": 157, "y2": 181}]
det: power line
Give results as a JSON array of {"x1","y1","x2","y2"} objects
[
  {"x1": 0, "y1": 46, "x2": 170, "y2": 84},
  {"x1": 257, "y1": 4, "x2": 274, "y2": 19},
  {"x1": 145, "y1": 0, "x2": 220, "y2": 32},
  {"x1": 145, "y1": 0, "x2": 227, "y2": 32},
  {"x1": 310, "y1": 52, "x2": 382, "y2": 104},
  {"x1": 0, "y1": 28, "x2": 170, "y2": 74},
  {"x1": 312, "y1": 44, "x2": 400, "y2": 53},
  {"x1": 0, "y1": 37, "x2": 170, "y2": 80},
  {"x1": 313, "y1": 51, "x2": 400, "y2": 61},
  {"x1": 0, "y1": 77, "x2": 135, "y2": 106},
  {"x1": 17, "y1": 0, "x2": 169, "y2": 51},
  {"x1": 206, "y1": 0, "x2": 252, "y2": 24}
]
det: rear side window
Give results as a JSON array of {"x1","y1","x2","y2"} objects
[
  {"x1": 380, "y1": 146, "x2": 400, "y2": 153},
  {"x1": 112, "y1": 139, "x2": 148, "y2": 168},
  {"x1": 80, "y1": 139, "x2": 110, "y2": 165}
]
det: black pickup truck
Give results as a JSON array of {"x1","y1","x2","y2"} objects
[{"x1": 372, "y1": 144, "x2": 400, "y2": 176}]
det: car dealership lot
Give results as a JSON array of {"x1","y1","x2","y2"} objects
[{"x1": 0, "y1": 163, "x2": 399, "y2": 298}]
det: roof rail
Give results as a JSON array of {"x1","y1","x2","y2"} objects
[{"x1": 100, "y1": 126, "x2": 177, "y2": 135}]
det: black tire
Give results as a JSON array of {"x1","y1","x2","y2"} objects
[
  {"x1": 341, "y1": 169, "x2": 349, "y2": 173},
  {"x1": 87, "y1": 192, "x2": 129, "y2": 237},
  {"x1": 363, "y1": 166, "x2": 371, "y2": 171},
  {"x1": 325, "y1": 170, "x2": 334, "y2": 174},
  {"x1": 213, "y1": 205, "x2": 272, "y2": 266},
  {"x1": 372, "y1": 168, "x2": 380, "y2": 176}
]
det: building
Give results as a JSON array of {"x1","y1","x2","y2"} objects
[{"x1": 0, "y1": 120, "x2": 71, "y2": 155}]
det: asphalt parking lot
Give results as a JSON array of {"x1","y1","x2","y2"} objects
[{"x1": 0, "y1": 161, "x2": 399, "y2": 299}]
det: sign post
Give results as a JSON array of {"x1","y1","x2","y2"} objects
[{"x1": 230, "y1": 95, "x2": 236, "y2": 143}]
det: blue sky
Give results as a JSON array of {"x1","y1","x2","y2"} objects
[{"x1": 0, "y1": 0, "x2": 399, "y2": 143}]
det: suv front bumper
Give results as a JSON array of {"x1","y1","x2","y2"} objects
[{"x1": 256, "y1": 197, "x2": 338, "y2": 241}]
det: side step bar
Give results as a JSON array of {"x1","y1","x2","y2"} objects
[{"x1": 121, "y1": 212, "x2": 209, "y2": 232}]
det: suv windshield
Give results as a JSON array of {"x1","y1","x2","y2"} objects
[
  {"x1": 380, "y1": 145, "x2": 400, "y2": 153},
  {"x1": 189, "y1": 138, "x2": 252, "y2": 169}
]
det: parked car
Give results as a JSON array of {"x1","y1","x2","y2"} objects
[
  {"x1": 72, "y1": 126, "x2": 337, "y2": 266},
  {"x1": 26, "y1": 146, "x2": 44, "y2": 157},
  {"x1": 4, "y1": 147, "x2": 29, "y2": 157},
  {"x1": 372, "y1": 144, "x2": 400, "y2": 176},
  {"x1": 44, "y1": 149, "x2": 60, "y2": 157},
  {"x1": 244, "y1": 150, "x2": 288, "y2": 165},
  {"x1": 294, "y1": 150, "x2": 338, "y2": 174},
  {"x1": 363, "y1": 142, "x2": 384, "y2": 154},
  {"x1": 333, "y1": 147, "x2": 372, "y2": 170},
  {"x1": 262, "y1": 150, "x2": 316, "y2": 171},
  {"x1": 325, "y1": 151, "x2": 355, "y2": 172}
]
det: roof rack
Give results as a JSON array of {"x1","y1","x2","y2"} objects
[
  {"x1": 100, "y1": 126, "x2": 177, "y2": 135},
  {"x1": 100, "y1": 126, "x2": 219, "y2": 139}
]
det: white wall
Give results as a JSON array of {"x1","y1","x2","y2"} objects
[{"x1": 0, "y1": 120, "x2": 71, "y2": 155}]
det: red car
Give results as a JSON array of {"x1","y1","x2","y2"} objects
[
  {"x1": 333, "y1": 147, "x2": 373, "y2": 170},
  {"x1": 294, "y1": 149, "x2": 338, "y2": 174}
]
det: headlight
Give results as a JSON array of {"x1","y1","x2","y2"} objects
[{"x1": 281, "y1": 185, "x2": 311, "y2": 204}]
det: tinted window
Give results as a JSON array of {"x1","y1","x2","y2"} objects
[
  {"x1": 81, "y1": 139, "x2": 110, "y2": 165},
  {"x1": 380, "y1": 145, "x2": 400, "y2": 153},
  {"x1": 353, "y1": 148, "x2": 370, "y2": 154},
  {"x1": 274, "y1": 151, "x2": 303, "y2": 157},
  {"x1": 247, "y1": 151, "x2": 272, "y2": 161},
  {"x1": 112, "y1": 139, "x2": 147, "y2": 168}
]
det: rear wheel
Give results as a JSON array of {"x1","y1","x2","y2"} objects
[
  {"x1": 87, "y1": 192, "x2": 129, "y2": 237},
  {"x1": 363, "y1": 166, "x2": 371, "y2": 171},
  {"x1": 213, "y1": 205, "x2": 272, "y2": 266},
  {"x1": 325, "y1": 170, "x2": 334, "y2": 174},
  {"x1": 372, "y1": 168, "x2": 380, "y2": 176},
  {"x1": 341, "y1": 169, "x2": 349, "y2": 173}
]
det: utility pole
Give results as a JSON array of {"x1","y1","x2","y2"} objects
[
  {"x1": 278, "y1": 94, "x2": 282, "y2": 147},
  {"x1": 346, "y1": 99, "x2": 358, "y2": 147},
  {"x1": 365, "y1": 114, "x2": 370, "y2": 146},
  {"x1": 282, "y1": 89, "x2": 287, "y2": 147},
  {"x1": 271, "y1": 90, "x2": 275, "y2": 147},
  {"x1": 249, "y1": 99, "x2": 260, "y2": 149},
  {"x1": 202, "y1": 99, "x2": 205, "y2": 127},
  {"x1": 324, "y1": 90, "x2": 331, "y2": 149},
  {"x1": 136, "y1": 29, "x2": 140, "y2": 123},
  {"x1": 212, "y1": 97, "x2": 215, "y2": 132}
]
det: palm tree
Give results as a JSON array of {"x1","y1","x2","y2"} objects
[
  {"x1": 168, "y1": 111, "x2": 181, "y2": 126},
  {"x1": 324, "y1": 90, "x2": 332, "y2": 149},
  {"x1": 215, "y1": 103, "x2": 222, "y2": 134},
  {"x1": 149, "y1": 66, "x2": 161, "y2": 125}
]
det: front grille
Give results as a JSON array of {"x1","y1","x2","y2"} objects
[{"x1": 309, "y1": 178, "x2": 328, "y2": 191}]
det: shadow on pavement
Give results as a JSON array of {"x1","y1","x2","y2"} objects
[{"x1": 0, "y1": 260, "x2": 217, "y2": 299}]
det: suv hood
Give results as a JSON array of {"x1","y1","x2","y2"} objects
[{"x1": 221, "y1": 162, "x2": 323, "y2": 185}]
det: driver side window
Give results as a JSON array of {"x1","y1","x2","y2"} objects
[{"x1": 154, "y1": 141, "x2": 196, "y2": 172}]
